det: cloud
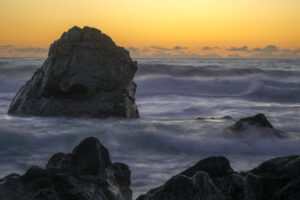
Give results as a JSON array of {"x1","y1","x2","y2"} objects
[
  {"x1": 150, "y1": 45, "x2": 188, "y2": 51},
  {"x1": 202, "y1": 46, "x2": 221, "y2": 51},
  {"x1": 2, "y1": 43, "x2": 299, "y2": 59},
  {"x1": 221, "y1": 45, "x2": 300, "y2": 58},
  {"x1": 14, "y1": 47, "x2": 48, "y2": 54},
  {"x1": 127, "y1": 45, "x2": 221, "y2": 58},
  {"x1": 0, "y1": 45, "x2": 48, "y2": 57},
  {"x1": 148, "y1": 52, "x2": 222, "y2": 58},
  {"x1": 202, "y1": 46, "x2": 213, "y2": 51},
  {"x1": 126, "y1": 46, "x2": 151, "y2": 58},
  {"x1": 126, "y1": 47, "x2": 143, "y2": 57},
  {"x1": 127, "y1": 44, "x2": 300, "y2": 58},
  {"x1": 247, "y1": 45, "x2": 300, "y2": 58},
  {"x1": 227, "y1": 46, "x2": 249, "y2": 52},
  {"x1": 173, "y1": 46, "x2": 188, "y2": 50},
  {"x1": 225, "y1": 45, "x2": 281, "y2": 53},
  {"x1": 252, "y1": 45, "x2": 279, "y2": 53}
]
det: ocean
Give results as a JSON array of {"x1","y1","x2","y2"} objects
[{"x1": 0, "y1": 57, "x2": 300, "y2": 197}]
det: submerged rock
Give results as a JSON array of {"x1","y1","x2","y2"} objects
[
  {"x1": 137, "y1": 155, "x2": 300, "y2": 200},
  {"x1": 0, "y1": 137, "x2": 132, "y2": 200},
  {"x1": 196, "y1": 116, "x2": 233, "y2": 120},
  {"x1": 223, "y1": 113, "x2": 285, "y2": 138},
  {"x1": 8, "y1": 26, "x2": 139, "y2": 118}
]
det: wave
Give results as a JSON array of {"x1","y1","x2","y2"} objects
[
  {"x1": 1, "y1": 118, "x2": 299, "y2": 197},
  {"x1": 137, "y1": 64, "x2": 300, "y2": 78},
  {"x1": 1, "y1": 58, "x2": 299, "y2": 81},
  {"x1": 1, "y1": 57, "x2": 300, "y2": 103},
  {"x1": 135, "y1": 76, "x2": 300, "y2": 103}
]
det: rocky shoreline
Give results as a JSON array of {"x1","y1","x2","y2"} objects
[
  {"x1": 0, "y1": 137, "x2": 132, "y2": 200},
  {"x1": 0, "y1": 136, "x2": 299, "y2": 200},
  {"x1": 137, "y1": 155, "x2": 300, "y2": 200}
]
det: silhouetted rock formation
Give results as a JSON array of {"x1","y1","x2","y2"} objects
[
  {"x1": 8, "y1": 26, "x2": 139, "y2": 118},
  {"x1": 223, "y1": 113, "x2": 285, "y2": 138},
  {"x1": 0, "y1": 137, "x2": 132, "y2": 200},
  {"x1": 137, "y1": 155, "x2": 300, "y2": 200}
]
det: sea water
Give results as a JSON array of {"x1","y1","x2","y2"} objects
[{"x1": 0, "y1": 57, "x2": 300, "y2": 197}]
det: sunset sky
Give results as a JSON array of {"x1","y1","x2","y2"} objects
[{"x1": 0, "y1": 0, "x2": 299, "y2": 58}]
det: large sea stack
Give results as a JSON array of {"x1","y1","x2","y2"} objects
[{"x1": 8, "y1": 26, "x2": 139, "y2": 118}]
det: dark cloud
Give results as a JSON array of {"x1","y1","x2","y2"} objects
[
  {"x1": 150, "y1": 45, "x2": 188, "y2": 51},
  {"x1": 127, "y1": 45, "x2": 221, "y2": 58},
  {"x1": 173, "y1": 46, "x2": 188, "y2": 50},
  {"x1": 148, "y1": 52, "x2": 221, "y2": 58},
  {"x1": 202, "y1": 46, "x2": 213, "y2": 51},
  {"x1": 227, "y1": 46, "x2": 249, "y2": 52},
  {"x1": 248, "y1": 45, "x2": 300, "y2": 58},
  {"x1": 252, "y1": 45, "x2": 279, "y2": 53},
  {"x1": 202, "y1": 46, "x2": 221, "y2": 51}
]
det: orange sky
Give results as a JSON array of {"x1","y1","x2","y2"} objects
[{"x1": 0, "y1": 0, "x2": 299, "y2": 58}]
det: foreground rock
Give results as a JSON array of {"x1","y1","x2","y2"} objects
[
  {"x1": 223, "y1": 113, "x2": 285, "y2": 138},
  {"x1": 137, "y1": 155, "x2": 300, "y2": 200},
  {"x1": 0, "y1": 137, "x2": 132, "y2": 200},
  {"x1": 8, "y1": 26, "x2": 139, "y2": 118}
]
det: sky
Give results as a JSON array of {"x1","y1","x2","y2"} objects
[{"x1": 0, "y1": 0, "x2": 299, "y2": 58}]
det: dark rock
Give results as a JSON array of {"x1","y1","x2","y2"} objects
[
  {"x1": 8, "y1": 26, "x2": 139, "y2": 118},
  {"x1": 137, "y1": 172, "x2": 225, "y2": 200},
  {"x1": 224, "y1": 113, "x2": 285, "y2": 138},
  {"x1": 71, "y1": 137, "x2": 111, "y2": 175},
  {"x1": 244, "y1": 172, "x2": 292, "y2": 200},
  {"x1": 138, "y1": 155, "x2": 300, "y2": 200},
  {"x1": 250, "y1": 155, "x2": 300, "y2": 177},
  {"x1": 196, "y1": 116, "x2": 233, "y2": 120},
  {"x1": 273, "y1": 178, "x2": 300, "y2": 200},
  {"x1": 0, "y1": 137, "x2": 132, "y2": 200},
  {"x1": 211, "y1": 173, "x2": 245, "y2": 200},
  {"x1": 180, "y1": 156, "x2": 234, "y2": 178}
]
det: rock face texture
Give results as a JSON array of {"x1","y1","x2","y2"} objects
[
  {"x1": 0, "y1": 137, "x2": 132, "y2": 200},
  {"x1": 137, "y1": 155, "x2": 300, "y2": 200},
  {"x1": 8, "y1": 26, "x2": 139, "y2": 118},
  {"x1": 224, "y1": 113, "x2": 285, "y2": 138}
]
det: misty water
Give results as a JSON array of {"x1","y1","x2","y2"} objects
[{"x1": 0, "y1": 57, "x2": 300, "y2": 197}]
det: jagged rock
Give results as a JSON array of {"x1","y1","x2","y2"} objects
[
  {"x1": 223, "y1": 113, "x2": 285, "y2": 138},
  {"x1": 137, "y1": 155, "x2": 300, "y2": 200},
  {"x1": 137, "y1": 172, "x2": 225, "y2": 200},
  {"x1": 180, "y1": 156, "x2": 234, "y2": 178},
  {"x1": 250, "y1": 155, "x2": 300, "y2": 177},
  {"x1": 8, "y1": 26, "x2": 139, "y2": 118},
  {"x1": 0, "y1": 137, "x2": 132, "y2": 200}
]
